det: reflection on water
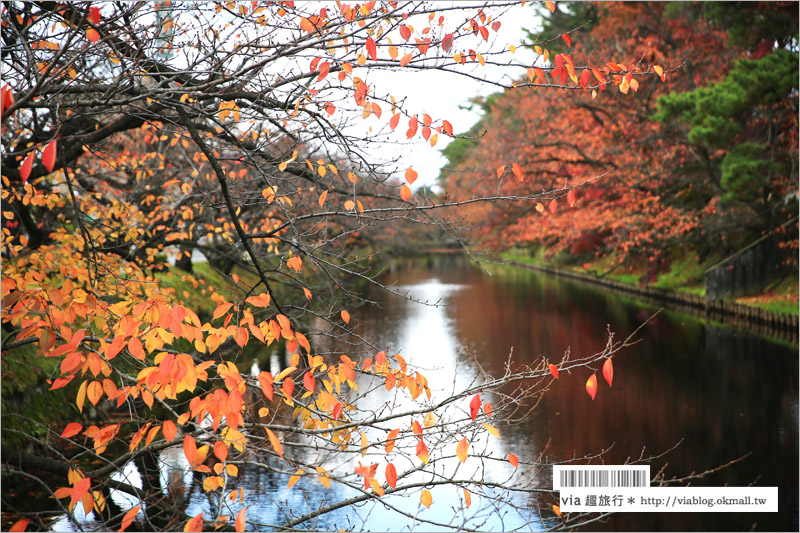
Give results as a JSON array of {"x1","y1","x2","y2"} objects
[{"x1": 53, "y1": 255, "x2": 797, "y2": 531}]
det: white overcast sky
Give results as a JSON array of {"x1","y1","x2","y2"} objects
[{"x1": 348, "y1": 2, "x2": 545, "y2": 190}]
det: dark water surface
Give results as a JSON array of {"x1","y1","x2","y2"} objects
[
  {"x1": 51, "y1": 256, "x2": 798, "y2": 531},
  {"x1": 354, "y1": 256, "x2": 798, "y2": 531}
]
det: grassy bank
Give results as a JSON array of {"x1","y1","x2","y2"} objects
[{"x1": 500, "y1": 248, "x2": 798, "y2": 316}]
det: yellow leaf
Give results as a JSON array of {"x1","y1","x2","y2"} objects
[
  {"x1": 420, "y1": 489, "x2": 432, "y2": 508},
  {"x1": 481, "y1": 423, "x2": 500, "y2": 439},
  {"x1": 287, "y1": 469, "x2": 304, "y2": 489},
  {"x1": 275, "y1": 366, "x2": 297, "y2": 382},
  {"x1": 279, "y1": 161, "x2": 289, "y2": 171},
  {"x1": 226, "y1": 464, "x2": 238, "y2": 477}
]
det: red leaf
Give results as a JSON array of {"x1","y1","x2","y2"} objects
[
  {"x1": 548, "y1": 364, "x2": 559, "y2": 379},
  {"x1": 586, "y1": 374, "x2": 598, "y2": 400},
  {"x1": 9, "y1": 519, "x2": 28, "y2": 532},
  {"x1": 549, "y1": 199, "x2": 557, "y2": 213},
  {"x1": 508, "y1": 453, "x2": 519, "y2": 468},
  {"x1": 303, "y1": 371, "x2": 315, "y2": 392},
  {"x1": 20, "y1": 151, "x2": 34, "y2": 183},
  {"x1": 163, "y1": 420, "x2": 177, "y2": 442},
  {"x1": 88, "y1": 6, "x2": 102, "y2": 25},
  {"x1": 441, "y1": 33, "x2": 454, "y2": 52},
  {"x1": 399, "y1": 25, "x2": 411, "y2": 41},
  {"x1": 42, "y1": 138, "x2": 57, "y2": 173},
  {"x1": 316, "y1": 61, "x2": 330, "y2": 82},
  {"x1": 332, "y1": 402, "x2": 343, "y2": 420},
  {"x1": 61, "y1": 422, "x2": 83, "y2": 439},
  {"x1": 442, "y1": 119, "x2": 453, "y2": 136},
  {"x1": 469, "y1": 394, "x2": 481, "y2": 421},
  {"x1": 562, "y1": 33, "x2": 571, "y2": 47},
  {"x1": 491, "y1": 21, "x2": 501, "y2": 32},
  {"x1": 567, "y1": 188, "x2": 576, "y2": 207},
  {"x1": 580, "y1": 69, "x2": 591, "y2": 90},
  {"x1": 389, "y1": 113, "x2": 401, "y2": 130},
  {"x1": 603, "y1": 358, "x2": 614, "y2": 387},
  {"x1": 385, "y1": 462, "x2": 397, "y2": 489},
  {"x1": 366, "y1": 37, "x2": 377, "y2": 61}
]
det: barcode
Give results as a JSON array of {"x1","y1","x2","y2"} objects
[{"x1": 553, "y1": 465, "x2": 650, "y2": 489}]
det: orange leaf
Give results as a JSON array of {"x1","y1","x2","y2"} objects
[
  {"x1": 464, "y1": 488, "x2": 472, "y2": 508},
  {"x1": 119, "y1": 506, "x2": 141, "y2": 532},
  {"x1": 399, "y1": 25, "x2": 411, "y2": 41},
  {"x1": 483, "y1": 402, "x2": 493, "y2": 418},
  {"x1": 214, "y1": 441, "x2": 228, "y2": 462},
  {"x1": 496, "y1": 165, "x2": 505, "y2": 178},
  {"x1": 385, "y1": 462, "x2": 397, "y2": 489},
  {"x1": 266, "y1": 427, "x2": 283, "y2": 457},
  {"x1": 163, "y1": 420, "x2": 177, "y2": 442},
  {"x1": 341, "y1": 310, "x2": 350, "y2": 323},
  {"x1": 324, "y1": 102, "x2": 335, "y2": 115},
  {"x1": 546, "y1": 1, "x2": 556, "y2": 13},
  {"x1": 385, "y1": 428, "x2": 399, "y2": 454},
  {"x1": 184, "y1": 512, "x2": 203, "y2": 532},
  {"x1": 586, "y1": 374, "x2": 598, "y2": 400},
  {"x1": 400, "y1": 185, "x2": 411, "y2": 202},
  {"x1": 553, "y1": 504, "x2": 562, "y2": 516},
  {"x1": 366, "y1": 37, "x2": 377, "y2": 61},
  {"x1": 511, "y1": 163, "x2": 522, "y2": 181},
  {"x1": 183, "y1": 435, "x2": 198, "y2": 464},
  {"x1": 389, "y1": 113, "x2": 401, "y2": 129},
  {"x1": 549, "y1": 199, "x2": 557, "y2": 213},
  {"x1": 87, "y1": 380, "x2": 103, "y2": 406},
  {"x1": 303, "y1": 287, "x2": 313, "y2": 301},
  {"x1": 567, "y1": 189, "x2": 576, "y2": 207},
  {"x1": 71, "y1": 477, "x2": 91, "y2": 506},
  {"x1": 562, "y1": 33, "x2": 571, "y2": 47},
  {"x1": 9, "y1": 519, "x2": 28, "y2": 532},
  {"x1": 508, "y1": 453, "x2": 519, "y2": 468},
  {"x1": 420, "y1": 489, "x2": 432, "y2": 508},
  {"x1": 212, "y1": 302, "x2": 233, "y2": 320},
  {"x1": 416, "y1": 439, "x2": 429, "y2": 464},
  {"x1": 20, "y1": 151, "x2": 34, "y2": 183},
  {"x1": 549, "y1": 364, "x2": 559, "y2": 379},
  {"x1": 258, "y1": 371, "x2": 274, "y2": 401},
  {"x1": 603, "y1": 358, "x2": 614, "y2": 387},
  {"x1": 235, "y1": 507, "x2": 247, "y2": 532},
  {"x1": 287, "y1": 469, "x2": 303, "y2": 489},
  {"x1": 318, "y1": 189, "x2": 328, "y2": 207},
  {"x1": 86, "y1": 28, "x2": 100, "y2": 42},
  {"x1": 42, "y1": 138, "x2": 57, "y2": 172},
  {"x1": 456, "y1": 437, "x2": 468, "y2": 463},
  {"x1": 287, "y1": 255, "x2": 302, "y2": 272},
  {"x1": 405, "y1": 167, "x2": 418, "y2": 185},
  {"x1": 406, "y1": 116, "x2": 418, "y2": 138},
  {"x1": 399, "y1": 53, "x2": 413, "y2": 67},
  {"x1": 61, "y1": 422, "x2": 83, "y2": 439}
]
